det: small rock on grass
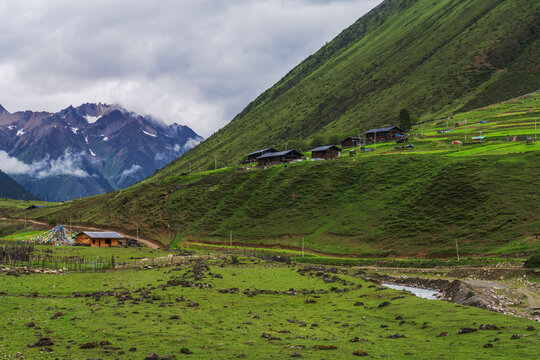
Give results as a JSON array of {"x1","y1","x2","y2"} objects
[
  {"x1": 80, "y1": 342, "x2": 98, "y2": 349},
  {"x1": 353, "y1": 350, "x2": 368, "y2": 356},
  {"x1": 313, "y1": 345, "x2": 337, "y2": 350},
  {"x1": 180, "y1": 347, "x2": 193, "y2": 354},
  {"x1": 458, "y1": 328, "x2": 477, "y2": 334},
  {"x1": 510, "y1": 334, "x2": 520, "y2": 340},
  {"x1": 479, "y1": 324, "x2": 499, "y2": 330},
  {"x1": 526, "y1": 326, "x2": 535, "y2": 331},
  {"x1": 145, "y1": 354, "x2": 160, "y2": 360},
  {"x1": 483, "y1": 343, "x2": 493, "y2": 348},
  {"x1": 378, "y1": 301, "x2": 391, "y2": 308},
  {"x1": 436, "y1": 332, "x2": 448, "y2": 337},
  {"x1": 291, "y1": 353, "x2": 302, "y2": 358}
]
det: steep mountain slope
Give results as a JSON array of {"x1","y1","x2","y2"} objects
[
  {"x1": 0, "y1": 170, "x2": 36, "y2": 200},
  {"x1": 159, "y1": 0, "x2": 539, "y2": 173},
  {"x1": 0, "y1": 103, "x2": 203, "y2": 200}
]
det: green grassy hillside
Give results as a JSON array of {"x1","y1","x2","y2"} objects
[
  {"x1": 159, "y1": 0, "x2": 540, "y2": 173},
  {"x1": 13, "y1": 93, "x2": 540, "y2": 256}
]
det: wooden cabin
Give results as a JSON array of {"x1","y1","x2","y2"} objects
[
  {"x1": 246, "y1": 148, "x2": 278, "y2": 162},
  {"x1": 310, "y1": 145, "x2": 341, "y2": 160},
  {"x1": 341, "y1": 137, "x2": 361, "y2": 149},
  {"x1": 75, "y1": 231, "x2": 126, "y2": 247},
  {"x1": 256, "y1": 150, "x2": 302, "y2": 166},
  {"x1": 365, "y1": 126, "x2": 404, "y2": 143}
]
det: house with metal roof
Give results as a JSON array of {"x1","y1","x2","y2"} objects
[
  {"x1": 310, "y1": 145, "x2": 341, "y2": 160},
  {"x1": 256, "y1": 150, "x2": 302, "y2": 166},
  {"x1": 365, "y1": 126, "x2": 404, "y2": 143},
  {"x1": 246, "y1": 147, "x2": 278, "y2": 162},
  {"x1": 75, "y1": 231, "x2": 126, "y2": 247}
]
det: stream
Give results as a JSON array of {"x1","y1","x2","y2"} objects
[{"x1": 383, "y1": 283, "x2": 440, "y2": 300}]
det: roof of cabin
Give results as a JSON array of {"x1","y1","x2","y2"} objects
[
  {"x1": 78, "y1": 231, "x2": 125, "y2": 239},
  {"x1": 365, "y1": 126, "x2": 402, "y2": 134},
  {"x1": 257, "y1": 150, "x2": 301, "y2": 159},
  {"x1": 310, "y1": 145, "x2": 341, "y2": 152}
]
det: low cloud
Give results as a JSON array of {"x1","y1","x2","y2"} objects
[
  {"x1": 118, "y1": 164, "x2": 143, "y2": 183},
  {"x1": 0, "y1": 149, "x2": 89, "y2": 178},
  {"x1": 0, "y1": 0, "x2": 382, "y2": 137}
]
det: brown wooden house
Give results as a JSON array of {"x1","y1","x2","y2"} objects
[
  {"x1": 310, "y1": 145, "x2": 341, "y2": 160},
  {"x1": 365, "y1": 126, "x2": 404, "y2": 143},
  {"x1": 246, "y1": 148, "x2": 278, "y2": 162},
  {"x1": 341, "y1": 137, "x2": 361, "y2": 148},
  {"x1": 75, "y1": 231, "x2": 126, "y2": 247},
  {"x1": 257, "y1": 150, "x2": 302, "y2": 166}
]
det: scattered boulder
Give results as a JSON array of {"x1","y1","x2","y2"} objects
[
  {"x1": 526, "y1": 326, "x2": 535, "y2": 331},
  {"x1": 80, "y1": 342, "x2": 98, "y2": 349},
  {"x1": 145, "y1": 354, "x2": 160, "y2": 360},
  {"x1": 50, "y1": 312, "x2": 64, "y2": 320},
  {"x1": 99, "y1": 340, "x2": 112, "y2": 346},
  {"x1": 436, "y1": 332, "x2": 448, "y2": 337},
  {"x1": 32, "y1": 338, "x2": 54, "y2": 347},
  {"x1": 188, "y1": 302, "x2": 199, "y2": 307},
  {"x1": 304, "y1": 298, "x2": 316, "y2": 304},
  {"x1": 387, "y1": 334, "x2": 405, "y2": 339},
  {"x1": 510, "y1": 334, "x2": 520, "y2": 340},
  {"x1": 180, "y1": 347, "x2": 193, "y2": 354},
  {"x1": 313, "y1": 345, "x2": 337, "y2": 350},
  {"x1": 353, "y1": 350, "x2": 369, "y2": 356},
  {"x1": 458, "y1": 328, "x2": 477, "y2": 334},
  {"x1": 479, "y1": 324, "x2": 499, "y2": 330},
  {"x1": 483, "y1": 343, "x2": 493, "y2": 348},
  {"x1": 354, "y1": 302, "x2": 364, "y2": 306},
  {"x1": 378, "y1": 301, "x2": 391, "y2": 308},
  {"x1": 291, "y1": 352, "x2": 302, "y2": 357},
  {"x1": 261, "y1": 332, "x2": 271, "y2": 339},
  {"x1": 349, "y1": 337, "x2": 359, "y2": 343}
]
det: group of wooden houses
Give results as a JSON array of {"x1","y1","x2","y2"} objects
[{"x1": 247, "y1": 126, "x2": 405, "y2": 166}]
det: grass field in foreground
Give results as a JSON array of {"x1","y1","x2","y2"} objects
[{"x1": 0, "y1": 258, "x2": 537, "y2": 359}]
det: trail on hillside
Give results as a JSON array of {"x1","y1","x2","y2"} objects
[{"x1": 0, "y1": 217, "x2": 162, "y2": 249}]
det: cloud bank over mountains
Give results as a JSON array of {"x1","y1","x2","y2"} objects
[
  {"x1": 0, "y1": 149, "x2": 89, "y2": 179},
  {"x1": 0, "y1": 0, "x2": 381, "y2": 137}
]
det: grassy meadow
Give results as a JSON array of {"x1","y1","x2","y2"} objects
[{"x1": 0, "y1": 256, "x2": 538, "y2": 359}]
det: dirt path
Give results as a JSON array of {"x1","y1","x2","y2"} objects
[{"x1": 0, "y1": 217, "x2": 163, "y2": 249}]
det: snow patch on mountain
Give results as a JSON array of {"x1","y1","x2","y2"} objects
[
  {"x1": 16, "y1": 129, "x2": 25, "y2": 136},
  {"x1": 142, "y1": 129, "x2": 157, "y2": 137},
  {"x1": 84, "y1": 115, "x2": 100, "y2": 123},
  {"x1": 71, "y1": 127, "x2": 79, "y2": 134}
]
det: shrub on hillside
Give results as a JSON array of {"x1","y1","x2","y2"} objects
[{"x1": 524, "y1": 250, "x2": 540, "y2": 268}]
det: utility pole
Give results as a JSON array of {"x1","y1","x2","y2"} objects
[
  {"x1": 230, "y1": 230, "x2": 232, "y2": 247},
  {"x1": 535, "y1": 118, "x2": 537, "y2": 141},
  {"x1": 421, "y1": 124, "x2": 423, "y2": 138},
  {"x1": 374, "y1": 131, "x2": 377, "y2": 149},
  {"x1": 214, "y1": 155, "x2": 217, "y2": 170},
  {"x1": 285, "y1": 141, "x2": 288, "y2": 150},
  {"x1": 302, "y1": 238, "x2": 304, "y2": 258},
  {"x1": 446, "y1": 116, "x2": 450, "y2": 129},
  {"x1": 136, "y1": 226, "x2": 139, "y2": 241},
  {"x1": 455, "y1": 239, "x2": 460, "y2": 262}
]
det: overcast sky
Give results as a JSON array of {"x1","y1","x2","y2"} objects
[{"x1": 0, "y1": 0, "x2": 381, "y2": 137}]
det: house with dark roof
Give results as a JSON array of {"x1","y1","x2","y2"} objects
[
  {"x1": 365, "y1": 126, "x2": 404, "y2": 143},
  {"x1": 75, "y1": 231, "x2": 126, "y2": 247},
  {"x1": 246, "y1": 148, "x2": 278, "y2": 162},
  {"x1": 257, "y1": 150, "x2": 302, "y2": 166},
  {"x1": 310, "y1": 145, "x2": 341, "y2": 160},
  {"x1": 341, "y1": 136, "x2": 361, "y2": 149}
]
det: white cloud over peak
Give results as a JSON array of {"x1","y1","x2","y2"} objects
[{"x1": 0, "y1": 0, "x2": 381, "y2": 137}]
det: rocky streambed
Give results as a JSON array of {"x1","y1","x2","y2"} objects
[{"x1": 373, "y1": 275, "x2": 539, "y2": 322}]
